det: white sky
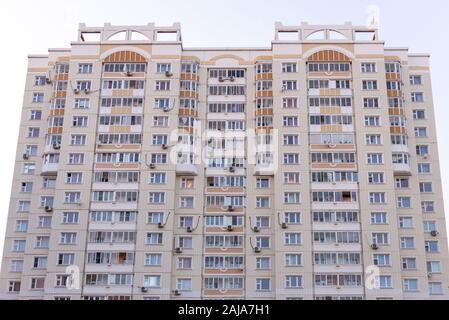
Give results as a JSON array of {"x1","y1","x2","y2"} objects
[{"x1": 0, "y1": 0, "x2": 448, "y2": 260}]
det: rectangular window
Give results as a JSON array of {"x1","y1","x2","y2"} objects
[
  {"x1": 282, "y1": 63, "x2": 297, "y2": 73},
  {"x1": 78, "y1": 63, "x2": 93, "y2": 74},
  {"x1": 410, "y1": 75, "x2": 422, "y2": 85}
]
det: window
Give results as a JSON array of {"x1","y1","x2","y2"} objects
[
  {"x1": 10, "y1": 260, "x2": 24, "y2": 273},
  {"x1": 256, "y1": 197, "x2": 270, "y2": 209},
  {"x1": 361, "y1": 63, "x2": 376, "y2": 73},
  {"x1": 285, "y1": 254, "x2": 302, "y2": 267},
  {"x1": 365, "y1": 116, "x2": 380, "y2": 127},
  {"x1": 371, "y1": 212, "x2": 387, "y2": 225},
  {"x1": 418, "y1": 163, "x2": 431, "y2": 174},
  {"x1": 427, "y1": 261, "x2": 441, "y2": 273},
  {"x1": 429, "y1": 282, "x2": 443, "y2": 295},
  {"x1": 33, "y1": 256, "x2": 48, "y2": 269},
  {"x1": 283, "y1": 116, "x2": 299, "y2": 127},
  {"x1": 423, "y1": 221, "x2": 437, "y2": 233},
  {"x1": 402, "y1": 258, "x2": 417, "y2": 270},
  {"x1": 60, "y1": 232, "x2": 77, "y2": 245},
  {"x1": 55, "y1": 275, "x2": 70, "y2": 288},
  {"x1": 366, "y1": 134, "x2": 382, "y2": 145},
  {"x1": 285, "y1": 276, "x2": 302, "y2": 289},
  {"x1": 413, "y1": 110, "x2": 426, "y2": 120},
  {"x1": 145, "y1": 254, "x2": 162, "y2": 266},
  {"x1": 62, "y1": 212, "x2": 79, "y2": 224},
  {"x1": 284, "y1": 172, "x2": 300, "y2": 184},
  {"x1": 256, "y1": 237, "x2": 270, "y2": 249},
  {"x1": 144, "y1": 275, "x2": 161, "y2": 288},
  {"x1": 256, "y1": 178, "x2": 270, "y2": 189},
  {"x1": 78, "y1": 63, "x2": 93, "y2": 73},
  {"x1": 177, "y1": 257, "x2": 192, "y2": 269},
  {"x1": 422, "y1": 201, "x2": 435, "y2": 213},
  {"x1": 395, "y1": 178, "x2": 409, "y2": 189},
  {"x1": 68, "y1": 153, "x2": 85, "y2": 165},
  {"x1": 256, "y1": 279, "x2": 271, "y2": 291},
  {"x1": 13, "y1": 240, "x2": 26, "y2": 252},
  {"x1": 283, "y1": 153, "x2": 299, "y2": 164},
  {"x1": 64, "y1": 192, "x2": 81, "y2": 204},
  {"x1": 76, "y1": 80, "x2": 91, "y2": 91},
  {"x1": 369, "y1": 192, "x2": 386, "y2": 204},
  {"x1": 256, "y1": 257, "x2": 271, "y2": 270},
  {"x1": 367, "y1": 153, "x2": 383, "y2": 165},
  {"x1": 32, "y1": 93, "x2": 44, "y2": 103},
  {"x1": 416, "y1": 145, "x2": 429, "y2": 156},
  {"x1": 177, "y1": 279, "x2": 192, "y2": 291},
  {"x1": 284, "y1": 192, "x2": 300, "y2": 204},
  {"x1": 20, "y1": 182, "x2": 33, "y2": 193},
  {"x1": 15, "y1": 220, "x2": 29, "y2": 232},
  {"x1": 179, "y1": 216, "x2": 194, "y2": 228},
  {"x1": 146, "y1": 233, "x2": 163, "y2": 245},
  {"x1": 74, "y1": 98, "x2": 90, "y2": 109},
  {"x1": 403, "y1": 279, "x2": 418, "y2": 292},
  {"x1": 282, "y1": 98, "x2": 298, "y2": 109},
  {"x1": 367, "y1": 172, "x2": 384, "y2": 184},
  {"x1": 72, "y1": 116, "x2": 88, "y2": 127},
  {"x1": 18, "y1": 201, "x2": 31, "y2": 213},
  {"x1": 425, "y1": 241, "x2": 439, "y2": 253},
  {"x1": 362, "y1": 80, "x2": 378, "y2": 90},
  {"x1": 31, "y1": 278, "x2": 45, "y2": 290},
  {"x1": 282, "y1": 63, "x2": 297, "y2": 73},
  {"x1": 154, "y1": 98, "x2": 170, "y2": 109},
  {"x1": 372, "y1": 233, "x2": 389, "y2": 245},
  {"x1": 414, "y1": 127, "x2": 428, "y2": 137},
  {"x1": 410, "y1": 75, "x2": 422, "y2": 85},
  {"x1": 35, "y1": 236, "x2": 50, "y2": 248},
  {"x1": 155, "y1": 80, "x2": 170, "y2": 91},
  {"x1": 149, "y1": 172, "x2": 167, "y2": 184},
  {"x1": 373, "y1": 254, "x2": 390, "y2": 267},
  {"x1": 284, "y1": 212, "x2": 301, "y2": 225},
  {"x1": 256, "y1": 217, "x2": 270, "y2": 229},
  {"x1": 71, "y1": 135, "x2": 86, "y2": 145},
  {"x1": 156, "y1": 63, "x2": 172, "y2": 73},
  {"x1": 363, "y1": 98, "x2": 379, "y2": 108},
  {"x1": 30, "y1": 110, "x2": 42, "y2": 120},
  {"x1": 37, "y1": 216, "x2": 52, "y2": 229},
  {"x1": 27, "y1": 127, "x2": 40, "y2": 138},
  {"x1": 400, "y1": 237, "x2": 415, "y2": 249},
  {"x1": 283, "y1": 134, "x2": 299, "y2": 145},
  {"x1": 43, "y1": 178, "x2": 56, "y2": 189},
  {"x1": 34, "y1": 76, "x2": 47, "y2": 86},
  {"x1": 420, "y1": 182, "x2": 433, "y2": 193},
  {"x1": 149, "y1": 192, "x2": 165, "y2": 204},
  {"x1": 153, "y1": 116, "x2": 169, "y2": 127},
  {"x1": 66, "y1": 172, "x2": 83, "y2": 184},
  {"x1": 282, "y1": 80, "x2": 298, "y2": 91},
  {"x1": 399, "y1": 217, "x2": 413, "y2": 229},
  {"x1": 397, "y1": 197, "x2": 411, "y2": 209},
  {"x1": 152, "y1": 135, "x2": 168, "y2": 145},
  {"x1": 411, "y1": 92, "x2": 424, "y2": 102},
  {"x1": 8, "y1": 281, "x2": 21, "y2": 293},
  {"x1": 284, "y1": 233, "x2": 302, "y2": 245},
  {"x1": 147, "y1": 212, "x2": 164, "y2": 224},
  {"x1": 376, "y1": 276, "x2": 392, "y2": 289}
]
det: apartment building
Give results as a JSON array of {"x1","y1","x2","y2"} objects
[{"x1": 1, "y1": 21, "x2": 448, "y2": 300}]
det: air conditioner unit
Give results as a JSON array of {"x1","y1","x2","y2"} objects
[
  {"x1": 427, "y1": 273, "x2": 433, "y2": 279},
  {"x1": 281, "y1": 85, "x2": 287, "y2": 92},
  {"x1": 371, "y1": 244, "x2": 379, "y2": 250},
  {"x1": 84, "y1": 88, "x2": 91, "y2": 94},
  {"x1": 162, "y1": 144, "x2": 169, "y2": 150},
  {"x1": 254, "y1": 247, "x2": 262, "y2": 253},
  {"x1": 165, "y1": 71, "x2": 173, "y2": 77},
  {"x1": 163, "y1": 107, "x2": 170, "y2": 113},
  {"x1": 44, "y1": 206, "x2": 53, "y2": 213},
  {"x1": 218, "y1": 77, "x2": 225, "y2": 82},
  {"x1": 253, "y1": 226, "x2": 260, "y2": 233},
  {"x1": 141, "y1": 287, "x2": 148, "y2": 293},
  {"x1": 227, "y1": 205, "x2": 235, "y2": 212},
  {"x1": 281, "y1": 223, "x2": 288, "y2": 229},
  {"x1": 158, "y1": 222, "x2": 164, "y2": 229},
  {"x1": 45, "y1": 77, "x2": 52, "y2": 84},
  {"x1": 227, "y1": 225, "x2": 234, "y2": 232},
  {"x1": 73, "y1": 88, "x2": 80, "y2": 94},
  {"x1": 175, "y1": 247, "x2": 183, "y2": 254},
  {"x1": 431, "y1": 230, "x2": 439, "y2": 237},
  {"x1": 149, "y1": 163, "x2": 156, "y2": 169},
  {"x1": 173, "y1": 290, "x2": 182, "y2": 296},
  {"x1": 187, "y1": 227, "x2": 193, "y2": 233},
  {"x1": 126, "y1": 71, "x2": 133, "y2": 77},
  {"x1": 22, "y1": 154, "x2": 29, "y2": 160},
  {"x1": 229, "y1": 76, "x2": 235, "y2": 82},
  {"x1": 229, "y1": 166, "x2": 236, "y2": 173},
  {"x1": 53, "y1": 143, "x2": 61, "y2": 150}
]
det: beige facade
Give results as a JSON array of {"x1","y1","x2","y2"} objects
[{"x1": 1, "y1": 21, "x2": 448, "y2": 300}]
